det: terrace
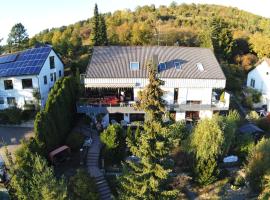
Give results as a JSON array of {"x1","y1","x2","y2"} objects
[{"x1": 77, "y1": 88, "x2": 230, "y2": 114}]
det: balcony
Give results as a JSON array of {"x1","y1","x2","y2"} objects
[
  {"x1": 77, "y1": 99, "x2": 229, "y2": 114},
  {"x1": 77, "y1": 89, "x2": 230, "y2": 114}
]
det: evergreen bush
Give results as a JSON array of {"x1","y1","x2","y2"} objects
[
  {"x1": 65, "y1": 132, "x2": 85, "y2": 152},
  {"x1": 245, "y1": 138, "x2": 270, "y2": 192}
]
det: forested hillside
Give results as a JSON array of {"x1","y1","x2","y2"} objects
[{"x1": 2, "y1": 3, "x2": 270, "y2": 91}]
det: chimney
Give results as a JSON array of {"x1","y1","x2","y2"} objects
[{"x1": 152, "y1": 54, "x2": 159, "y2": 71}]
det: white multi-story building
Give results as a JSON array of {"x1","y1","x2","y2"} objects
[
  {"x1": 0, "y1": 45, "x2": 64, "y2": 109},
  {"x1": 78, "y1": 46, "x2": 230, "y2": 125},
  {"x1": 247, "y1": 58, "x2": 270, "y2": 112}
]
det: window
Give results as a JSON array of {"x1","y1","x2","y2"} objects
[
  {"x1": 53, "y1": 72, "x2": 56, "y2": 81},
  {"x1": 196, "y1": 63, "x2": 204, "y2": 71},
  {"x1": 22, "y1": 79, "x2": 33, "y2": 89},
  {"x1": 7, "y1": 97, "x2": 16, "y2": 106},
  {"x1": 174, "y1": 88, "x2": 178, "y2": 104},
  {"x1": 0, "y1": 97, "x2": 4, "y2": 104},
  {"x1": 50, "y1": 73, "x2": 53, "y2": 82},
  {"x1": 158, "y1": 63, "x2": 166, "y2": 71},
  {"x1": 250, "y1": 78, "x2": 255, "y2": 88},
  {"x1": 130, "y1": 62, "x2": 139, "y2": 70},
  {"x1": 59, "y1": 70, "x2": 62, "y2": 77},
  {"x1": 43, "y1": 76, "x2": 47, "y2": 85},
  {"x1": 4, "y1": 80, "x2": 13, "y2": 90},
  {"x1": 174, "y1": 62, "x2": 182, "y2": 70},
  {"x1": 49, "y1": 56, "x2": 55, "y2": 69}
]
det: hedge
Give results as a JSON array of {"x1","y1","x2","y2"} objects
[{"x1": 34, "y1": 76, "x2": 78, "y2": 153}]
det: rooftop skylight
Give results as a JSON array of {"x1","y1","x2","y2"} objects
[
  {"x1": 196, "y1": 63, "x2": 204, "y2": 71},
  {"x1": 130, "y1": 62, "x2": 140, "y2": 70}
]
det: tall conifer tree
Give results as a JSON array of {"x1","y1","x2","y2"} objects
[
  {"x1": 99, "y1": 14, "x2": 108, "y2": 45},
  {"x1": 92, "y1": 4, "x2": 108, "y2": 46},
  {"x1": 92, "y1": 4, "x2": 101, "y2": 45},
  {"x1": 119, "y1": 62, "x2": 178, "y2": 200}
]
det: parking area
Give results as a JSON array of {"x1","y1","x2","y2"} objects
[{"x1": 0, "y1": 127, "x2": 34, "y2": 157}]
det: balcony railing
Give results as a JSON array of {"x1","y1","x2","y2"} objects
[{"x1": 77, "y1": 99, "x2": 229, "y2": 114}]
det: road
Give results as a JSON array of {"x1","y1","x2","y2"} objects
[{"x1": 0, "y1": 127, "x2": 34, "y2": 157}]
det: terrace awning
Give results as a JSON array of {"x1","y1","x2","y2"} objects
[{"x1": 85, "y1": 83, "x2": 136, "y2": 88}]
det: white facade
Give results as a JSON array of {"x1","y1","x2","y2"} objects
[
  {"x1": 247, "y1": 60, "x2": 270, "y2": 112},
  {"x1": 83, "y1": 77, "x2": 229, "y2": 123},
  {"x1": 0, "y1": 50, "x2": 64, "y2": 110}
]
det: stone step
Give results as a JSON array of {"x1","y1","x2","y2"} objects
[
  {"x1": 87, "y1": 155, "x2": 99, "y2": 160},
  {"x1": 100, "y1": 193, "x2": 112, "y2": 200},
  {"x1": 95, "y1": 175, "x2": 105, "y2": 180},
  {"x1": 96, "y1": 180, "x2": 107, "y2": 185},
  {"x1": 98, "y1": 186, "x2": 110, "y2": 193},
  {"x1": 97, "y1": 182, "x2": 108, "y2": 188}
]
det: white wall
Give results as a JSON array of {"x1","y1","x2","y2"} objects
[
  {"x1": 199, "y1": 110, "x2": 213, "y2": 119},
  {"x1": 247, "y1": 60, "x2": 270, "y2": 96},
  {"x1": 247, "y1": 60, "x2": 270, "y2": 111},
  {"x1": 162, "y1": 87, "x2": 174, "y2": 104},
  {"x1": 85, "y1": 78, "x2": 226, "y2": 89},
  {"x1": 38, "y1": 50, "x2": 64, "y2": 107},
  {"x1": 175, "y1": 112, "x2": 185, "y2": 121},
  {"x1": 0, "y1": 75, "x2": 38, "y2": 109},
  {"x1": 178, "y1": 88, "x2": 212, "y2": 104}
]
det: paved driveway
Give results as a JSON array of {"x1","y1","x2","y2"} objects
[{"x1": 0, "y1": 127, "x2": 34, "y2": 157}]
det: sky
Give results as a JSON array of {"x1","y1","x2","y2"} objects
[{"x1": 1, "y1": 0, "x2": 270, "y2": 44}]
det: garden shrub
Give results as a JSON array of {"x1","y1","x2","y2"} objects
[
  {"x1": 169, "y1": 121, "x2": 190, "y2": 142},
  {"x1": 221, "y1": 110, "x2": 240, "y2": 156},
  {"x1": 259, "y1": 172, "x2": 270, "y2": 200},
  {"x1": 245, "y1": 138, "x2": 270, "y2": 192},
  {"x1": 243, "y1": 95, "x2": 254, "y2": 109},
  {"x1": 2, "y1": 108, "x2": 22, "y2": 124},
  {"x1": 68, "y1": 169, "x2": 99, "y2": 200},
  {"x1": 189, "y1": 117, "x2": 224, "y2": 185},
  {"x1": 234, "y1": 133, "x2": 255, "y2": 161},
  {"x1": 100, "y1": 124, "x2": 126, "y2": 166},
  {"x1": 194, "y1": 157, "x2": 219, "y2": 185},
  {"x1": 246, "y1": 111, "x2": 260, "y2": 122},
  {"x1": 65, "y1": 132, "x2": 85, "y2": 152},
  {"x1": 257, "y1": 115, "x2": 270, "y2": 133},
  {"x1": 0, "y1": 108, "x2": 36, "y2": 124},
  {"x1": 243, "y1": 88, "x2": 262, "y2": 108}
]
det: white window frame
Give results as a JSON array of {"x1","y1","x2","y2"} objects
[{"x1": 130, "y1": 62, "x2": 140, "y2": 70}]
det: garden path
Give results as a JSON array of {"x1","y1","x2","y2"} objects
[{"x1": 87, "y1": 129, "x2": 112, "y2": 200}]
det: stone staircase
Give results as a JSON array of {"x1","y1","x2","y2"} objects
[
  {"x1": 87, "y1": 129, "x2": 112, "y2": 200},
  {"x1": 95, "y1": 175, "x2": 112, "y2": 200}
]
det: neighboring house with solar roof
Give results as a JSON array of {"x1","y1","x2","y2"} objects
[
  {"x1": 78, "y1": 46, "x2": 230, "y2": 125},
  {"x1": 0, "y1": 45, "x2": 64, "y2": 109},
  {"x1": 247, "y1": 58, "x2": 270, "y2": 112}
]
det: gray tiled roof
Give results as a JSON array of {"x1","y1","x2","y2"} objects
[{"x1": 86, "y1": 46, "x2": 226, "y2": 80}]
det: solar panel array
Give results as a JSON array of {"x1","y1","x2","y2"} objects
[
  {"x1": 0, "y1": 54, "x2": 18, "y2": 64},
  {"x1": 0, "y1": 46, "x2": 51, "y2": 77}
]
